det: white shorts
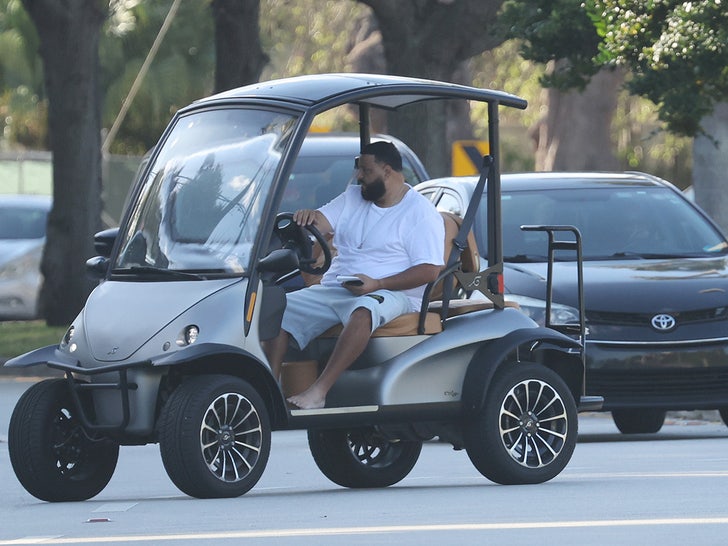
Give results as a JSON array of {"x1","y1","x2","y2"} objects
[{"x1": 281, "y1": 284, "x2": 411, "y2": 349}]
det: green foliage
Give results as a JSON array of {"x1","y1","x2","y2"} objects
[
  {"x1": 0, "y1": 321, "x2": 66, "y2": 359},
  {"x1": 500, "y1": 0, "x2": 603, "y2": 89},
  {"x1": 0, "y1": 86, "x2": 47, "y2": 148},
  {"x1": 260, "y1": 0, "x2": 370, "y2": 79},
  {"x1": 503, "y1": 0, "x2": 728, "y2": 137},
  {"x1": 100, "y1": 1, "x2": 215, "y2": 154},
  {"x1": 593, "y1": 0, "x2": 728, "y2": 137},
  {"x1": 0, "y1": 0, "x2": 46, "y2": 149}
]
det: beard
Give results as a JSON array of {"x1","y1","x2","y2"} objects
[{"x1": 360, "y1": 177, "x2": 386, "y2": 202}]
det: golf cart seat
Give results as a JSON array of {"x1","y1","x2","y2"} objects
[{"x1": 320, "y1": 211, "x2": 501, "y2": 338}]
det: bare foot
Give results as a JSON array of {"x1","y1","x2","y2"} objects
[{"x1": 287, "y1": 386, "x2": 326, "y2": 409}]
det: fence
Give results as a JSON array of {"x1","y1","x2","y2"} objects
[{"x1": 0, "y1": 151, "x2": 143, "y2": 226}]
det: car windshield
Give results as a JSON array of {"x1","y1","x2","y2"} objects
[
  {"x1": 279, "y1": 144, "x2": 425, "y2": 213},
  {"x1": 113, "y1": 108, "x2": 298, "y2": 276},
  {"x1": 490, "y1": 186, "x2": 728, "y2": 261},
  {"x1": 281, "y1": 155, "x2": 356, "y2": 212},
  {"x1": 0, "y1": 205, "x2": 47, "y2": 239}
]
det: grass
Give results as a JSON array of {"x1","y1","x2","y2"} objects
[{"x1": 0, "y1": 320, "x2": 67, "y2": 360}]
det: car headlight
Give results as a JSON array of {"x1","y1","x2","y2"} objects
[
  {"x1": 0, "y1": 252, "x2": 39, "y2": 281},
  {"x1": 505, "y1": 294, "x2": 581, "y2": 327}
]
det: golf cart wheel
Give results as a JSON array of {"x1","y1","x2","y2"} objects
[
  {"x1": 611, "y1": 408, "x2": 666, "y2": 434},
  {"x1": 8, "y1": 378, "x2": 119, "y2": 502},
  {"x1": 307, "y1": 428, "x2": 422, "y2": 488},
  {"x1": 158, "y1": 375, "x2": 270, "y2": 499},
  {"x1": 464, "y1": 363, "x2": 577, "y2": 485}
]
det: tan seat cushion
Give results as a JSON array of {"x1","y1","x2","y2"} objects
[{"x1": 429, "y1": 298, "x2": 520, "y2": 317}]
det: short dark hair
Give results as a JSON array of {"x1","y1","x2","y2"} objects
[{"x1": 361, "y1": 141, "x2": 403, "y2": 172}]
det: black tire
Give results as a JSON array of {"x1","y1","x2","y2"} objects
[
  {"x1": 8, "y1": 379, "x2": 119, "y2": 502},
  {"x1": 719, "y1": 407, "x2": 728, "y2": 427},
  {"x1": 612, "y1": 408, "x2": 666, "y2": 434},
  {"x1": 464, "y1": 363, "x2": 578, "y2": 485},
  {"x1": 308, "y1": 428, "x2": 422, "y2": 488},
  {"x1": 158, "y1": 375, "x2": 271, "y2": 498}
]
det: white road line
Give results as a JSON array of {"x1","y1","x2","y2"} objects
[
  {"x1": 92, "y1": 503, "x2": 139, "y2": 513},
  {"x1": 3, "y1": 518, "x2": 728, "y2": 544}
]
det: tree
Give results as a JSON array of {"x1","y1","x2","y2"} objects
[
  {"x1": 101, "y1": 1, "x2": 215, "y2": 154},
  {"x1": 211, "y1": 0, "x2": 267, "y2": 93},
  {"x1": 357, "y1": 0, "x2": 508, "y2": 177},
  {"x1": 504, "y1": 0, "x2": 728, "y2": 228},
  {"x1": 591, "y1": 1, "x2": 728, "y2": 230},
  {"x1": 0, "y1": 0, "x2": 46, "y2": 147},
  {"x1": 21, "y1": 0, "x2": 109, "y2": 325},
  {"x1": 501, "y1": 0, "x2": 621, "y2": 170}
]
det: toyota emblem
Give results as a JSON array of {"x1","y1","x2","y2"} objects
[{"x1": 651, "y1": 314, "x2": 676, "y2": 331}]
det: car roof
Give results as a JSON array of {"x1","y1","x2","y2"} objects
[
  {"x1": 300, "y1": 133, "x2": 410, "y2": 155},
  {"x1": 0, "y1": 194, "x2": 52, "y2": 209},
  {"x1": 419, "y1": 171, "x2": 672, "y2": 193},
  {"x1": 191, "y1": 73, "x2": 527, "y2": 113}
]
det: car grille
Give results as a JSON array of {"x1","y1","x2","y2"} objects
[
  {"x1": 588, "y1": 368, "x2": 728, "y2": 404},
  {"x1": 587, "y1": 306, "x2": 728, "y2": 327}
]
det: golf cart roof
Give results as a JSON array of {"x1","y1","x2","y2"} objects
[{"x1": 192, "y1": 73, "x2": 528, "y2": 112}]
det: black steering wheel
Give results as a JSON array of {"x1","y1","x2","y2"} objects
[{"x1": 274, "y1": 212, "x2": 332, "y2": 275}]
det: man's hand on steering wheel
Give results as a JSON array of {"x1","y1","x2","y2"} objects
[{"x1": 274, "y1": 212, "x2": 332, "y2": 275}]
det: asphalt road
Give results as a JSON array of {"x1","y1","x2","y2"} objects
[{"x1": 2, "y1": 377, "x2": 728, "y2": 545}]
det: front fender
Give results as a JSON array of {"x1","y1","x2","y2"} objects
[
  {"x1": 4, "y1": 345, "x2": 69, "y2": 369},
  {"x1": 462, "y1": 327, "x2": 584, "y2": 416}
]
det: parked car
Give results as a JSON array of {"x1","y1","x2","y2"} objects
[
  {"x1": 0, "y1": 194, "x2": 51, "y2": 320},
  {"x1": 417, "y1": 171, "x2": 728, "y2": 433}
]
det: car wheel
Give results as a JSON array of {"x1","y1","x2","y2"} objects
[
  {"x1": 611, "y1": 408, "x2": 666, "y2": 434},
  {"x1": 464, "y1": 363, "x2": 578, "y2": 485},
  {"x1": 719, "y1": 408, "x2": 728, "y2": 427},
  {"x1": 158, "y1": 375, "x2": 271, "y2": 498},
  {"x1": 307, "y1": 427, "x2": 422, "y2": 488},
  {"x1": 8, "y1": 378, "x2": 119, "y2": 502}
]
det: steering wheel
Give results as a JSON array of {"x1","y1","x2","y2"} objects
[{"x1": 274, "y1": 212, "x2": 332, "y2": 275}]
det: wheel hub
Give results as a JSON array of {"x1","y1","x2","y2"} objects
[
  {"x1": 217, "y1": 425, "x2": 235, "y2": 450},
  {"x1": 519, "y1": 411, "x2": 539, "y2": 436}
]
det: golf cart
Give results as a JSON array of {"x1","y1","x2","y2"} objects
[{"x1": 6, "y1": 74, "x2": 601, "y2": 501}]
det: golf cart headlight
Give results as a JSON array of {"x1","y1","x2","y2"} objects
[
  {"x1": 178, "y1": 325, "x2": 200, "y2": 346},
  {"x1": 62, "y1": 325, "x2": 75, "y2": 346},
  {"x1": 506, "y1": 294, "x2": 580, "y2": 327}
]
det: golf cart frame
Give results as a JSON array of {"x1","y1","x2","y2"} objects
[{"x1": 6, "y1": 74, "x2": 600, "y2": 501}]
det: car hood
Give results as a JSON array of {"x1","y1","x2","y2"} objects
[
  {"x1": 505, "y1": 257, "x2": 728, "y2": 312},
  {"x1": 0, "y1": 239, "x2": 44, "y2": 266}
]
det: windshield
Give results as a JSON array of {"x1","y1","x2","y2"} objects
[
  {"x1": 113, "y1": 108, "x2": 297, "y2": 276},
  {"x1": 480, "y1": 186, "x2": 728, "y2": 261},
  {"x1": 0, "y1": 205, "x2": 48, "y2": 239},
  {"x1": 281, "y1": 155, "x2": 356, "y2": 212}
]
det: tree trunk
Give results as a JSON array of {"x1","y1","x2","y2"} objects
[
  {"x1": 212, "y1": 0, "x2": 268, "y2": 93},
  {"x1": 22, "y1": 0, "x2": 108, "y2": 326},
  {"x1": 359, "y1": 0, "x2": 505, "y2": 178},
  {"x1": 693, "y1": 102, "x2": 728, "y2": 233},
  {"x1": 533, "y1": 65, "x2": 622, "y2": 171}
]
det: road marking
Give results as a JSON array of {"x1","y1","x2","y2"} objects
[
  {"x1": 4, "y1": 518, "x2": 728, "y2": 544},
  {"x1": 93, "y1": 502, "x2": 138, "y2": 513},
  {"x1": 564, "y1": 471, "x2": 728, "y2": 479}
]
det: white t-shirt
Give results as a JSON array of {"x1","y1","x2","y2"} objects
[{"x1": 318, "y1": 184, "x2": 445, "y2": 311}]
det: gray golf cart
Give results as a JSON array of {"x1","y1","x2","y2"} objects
[{"x1": 5, "y1": 74, "x2": 601, "y2": 501}]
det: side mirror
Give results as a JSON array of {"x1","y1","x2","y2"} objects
[
  {"x1": 94, "y1": 227, "x2": 119, "y2": 258},
  {"x1": 86, "y1": 255, "x2": 109, "y2": 281},
  {"x1": 258, "y1": 248, "x2": 299, "y2": 273}
]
